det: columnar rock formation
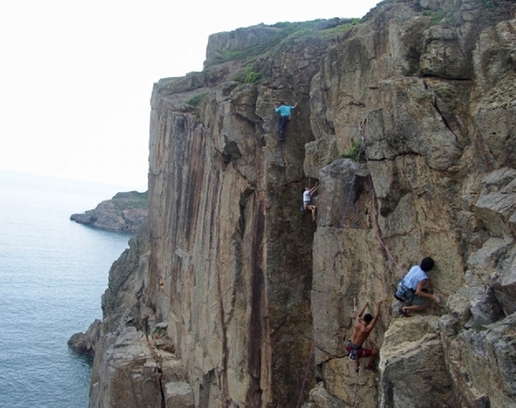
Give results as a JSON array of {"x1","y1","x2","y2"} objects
[{"x1": 89, "y1": 1, "x2": 516, "y2": 407}]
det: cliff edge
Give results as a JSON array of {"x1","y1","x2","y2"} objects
[{"x1": 89, "y1": 0, "x2": 516, "y2": 407}]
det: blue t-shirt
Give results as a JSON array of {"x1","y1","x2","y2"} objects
[
  {"x1": 402, "y1": 265, "x2": 428, "y2": 290},
  {"x1": 276, "y1": 105, "x2": 295, "y2": 117}
]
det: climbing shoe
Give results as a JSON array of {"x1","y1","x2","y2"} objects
[{"x1": 399, "y1": 308, "x2": 410, "y2": 317}]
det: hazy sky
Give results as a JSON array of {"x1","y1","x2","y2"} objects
[{"x1": 0, "y1": 0, "x2": 381, "y2": 191}]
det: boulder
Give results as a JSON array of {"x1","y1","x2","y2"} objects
[{"x1": 67, "y1": 319, "x2": 101, "y2": 358}]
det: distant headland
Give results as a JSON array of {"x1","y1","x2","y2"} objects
[{"x1": 70, "y1": 191, "x2": 148, "y2": 233}]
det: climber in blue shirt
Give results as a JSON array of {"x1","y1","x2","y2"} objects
[{"x1": 275, "y1": 101, "x2": 298, "y2": 142}]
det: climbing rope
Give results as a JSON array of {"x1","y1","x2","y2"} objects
[
  {"x1": 296, "y1": 116, "x2": 418, "y2": 406},
  {"x1": 359, "y1": 119, "x2": 404, "y2": 277}
]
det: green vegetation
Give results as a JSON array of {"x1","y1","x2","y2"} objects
[
  {"x1": 341, "y1": 139, "x2": 365, "y2": 162},
  {"x1": 210, "y1": 49, "x2": 249, "y2": 65},
  {"x1": 473, "y1": 323, "x2": 487, "y2": 332},
  {"x1": 429, "y1": 2, "x2": 456, "y2": 25},
  {"x1": 207, "y1": 18, "x2": 363, "y2": 68},
  {"x1": 187, "y1": 91, "x2": 209, "y2": 107},
  {"x1": 431, "y1": 10, "x2": 447, "y2": 24},
  {"x1": 129, "y1": 191, "x2": 148, "y2": 208},
  {"x1": 427, "y1": 0, "x2": 508, "y2": 26},
  {"x1": 479, "y1": 0, "x2": 510, "y2": 25},
  {"x1": 320, "y1": 18, "x2": 361, "y2": 35},
  {"x1": 186, "y1": 70, "x2": 202, "y2": 76},
  {"x1": 480, "y1": 0, "x2": 499, "y2": 10},
  {"x1": 112, "y1": 191, "x2": 149, "y2": 209},
  {"x1": 231, "y1": 66, "x2": 263, "y2": 83},
  {"x1": 244, "y1": 70, "x2": 262, "y2": 83}
]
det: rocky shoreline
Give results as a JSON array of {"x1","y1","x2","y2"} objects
[
  {"x1": 68, "y1": 319, "x2": 102, "y2": 359},
  {"x1": 70, "y1": 191, "x2": 148, "y2": 233}
]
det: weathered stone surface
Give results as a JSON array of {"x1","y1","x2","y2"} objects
[
  {"x1": 68, "y1": 319, "x2": 101, "y2": 358},
  {"x1": 205, "y1": 24, "x2": 281, "y2": 67},
  {"x1": 323, "y1": 357, "x2": 377, "y2": 407},
  {"x1": 70, "y1": 191, "x2": 148, "y2": 233},
  {"x1": 418, "y1": 0, "x2": 447, "y2": 11},
  {"x1": 317, "y1": 159, "x2": 368, "y2": 228},
  {"x1": 90, "y1": 326, "x2": 188, "y2": 408},
  {"x1": 303, "y1": 136, "x2": 338, "y2": 179},
  {"x1": 164, "y1": 382, "x2": 195, "y2": 408},
  {"x1": 420, "y1": 25, "x2": 472, "y2": 79},
  {"x1": 441, "y1": 313, "x2": 516, "y2": 408},
  {"x1": 379, "y1": 316, "x2": 457, "y2": 408},
  {"x1": 90, "y1": 328, "x2": 157, "y2": 408},
  {"x1": 474, "y1": 168, "x2": 516, "y2": 236},
  {"x1": 101, "y1": 222, "x2": 152, "y2": 333},
  {"x1": 88, "y1": 1, "x2": 516, "y2": 407},
  {"x1": 491, "y1": 247, "x2": 516, "y2": 316},
  {"x1": 303, "y1": 382, "x2": 347, "y2": 408}
]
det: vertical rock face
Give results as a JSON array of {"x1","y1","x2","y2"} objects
[
  {"x1": 145, "y1": 33, "x2": 323, "y2": 407},
  {"x1": 90, "y1": 1, "x2": 516, "y2": 407}
]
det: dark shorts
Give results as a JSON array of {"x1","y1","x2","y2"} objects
[
  {"x1": 409, "y1": 294, "x2": 426, "y2": 307},
  {"x1": 395, "y1": 282, "x2": 425, "y2": 307},
  {"x1": 346, "y1": 341, "x2": 373, "y2": 359}
]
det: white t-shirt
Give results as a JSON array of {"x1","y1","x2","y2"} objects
[
  {"x1": 402, "y1": 265, "x2": 428, "y2": 290},
  {"x1": 303, "y1": 190, "x2": 312, "y2": 203}
]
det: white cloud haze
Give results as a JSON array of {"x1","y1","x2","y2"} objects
[{"x1": 0, "y1": 0, "x2": 381, "y2": 191}]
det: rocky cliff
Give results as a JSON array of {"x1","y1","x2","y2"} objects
[
  {"x1": 70, "y1": 191, "x2": 148, "y2": 233},
  {"x1": 89, "y1": 1, "x2": 516, "y2": 407}
]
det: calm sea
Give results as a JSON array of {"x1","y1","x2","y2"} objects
[{"x1": 0, "y1": 170, "x2": 134, "y2": 408}]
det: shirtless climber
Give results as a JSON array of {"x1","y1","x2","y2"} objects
[{"x1": 346, "y1": 300, "x2": 382, "y2": 372}]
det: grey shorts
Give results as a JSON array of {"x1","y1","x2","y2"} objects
[{"x1": 409, "y1": 294, "x2": 426, "y2": 307}]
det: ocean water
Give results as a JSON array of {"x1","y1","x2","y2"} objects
[{"x1": 0, "y1": 171, "x2": 134, "y2": 408}]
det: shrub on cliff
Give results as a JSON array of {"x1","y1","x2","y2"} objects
[
  {"x1": 340, "y1": 140, "x2": 365, "y2": 163},
  {"x1": 231, "y1": 66, "x2": 263, "y2": 83},
  {"x1": 187, "y1": 91, "x2": 209, "y2": 107}
]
